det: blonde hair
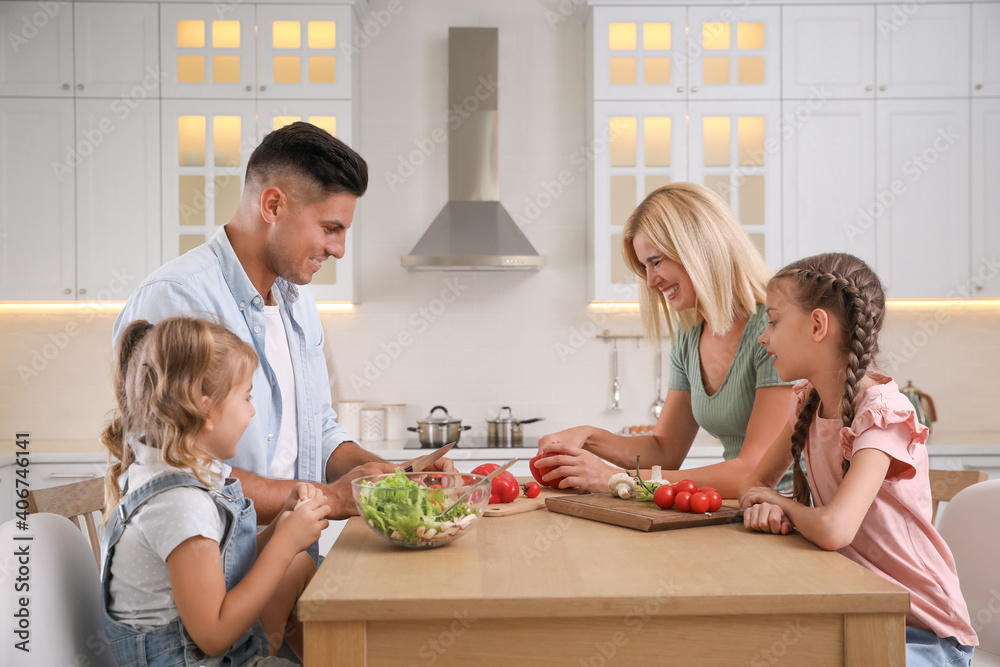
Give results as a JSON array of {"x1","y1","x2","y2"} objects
[
  {"x1": 771, "y1": 253, "x2": 886, "y2": 506},
  {"x1": 622, "y1": 182, "x2": 772, "y2": 340},
  {"x1": 101, "y1": 317, "x2": 258, "y2": 519}
]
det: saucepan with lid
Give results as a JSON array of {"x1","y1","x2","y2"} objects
[
  {"x1": 408, "y1": 405, "x2": 471, "y2": 448},
  {"x1": 486, "y1": 406, "x2": 544, "y2": 448}
]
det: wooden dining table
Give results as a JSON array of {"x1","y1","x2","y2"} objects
[{"x1": 297, "y1": 506, "x2": 908, "y2": 666}]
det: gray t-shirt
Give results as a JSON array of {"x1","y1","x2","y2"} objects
[{"x1": 106, "y1": 448, "x2": 227, "y2": 630}]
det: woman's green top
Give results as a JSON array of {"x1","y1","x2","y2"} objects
[{"x1": 667, "y1": 302, "x2": 795, "y2": 489}]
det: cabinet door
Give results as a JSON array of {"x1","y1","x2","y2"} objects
[
  {"x1": 876, "y1": 100, "x2": 970, "y2": 298},
  {"x1": 161, "y1": 100, "x2": 256, "y2": 263},
  {"x1": 0, "y1": 98, "x2": 75, "y2": 300},
  {"x1": 782, "y1": 100, "x2": 876, "y2": 268},
  {"x1": 0, "y1": 1, "x2": 74, "y2": 97},
  {"x1": 258, "y1": 101, "x2": 356, "y2": 301},
  {"x1": 876, "y1": 3, "x2": 970, "y2": 99},
  {"x1": 256, "y1": 5, "x2": 352, "y2": 100},
  {"x1": 972, "y1": 3, "x2": 1000, "y2": 98},
  {"x1": 688, "y1": 101, "x2": 782, "y2": 269},
  {"x1": 687, "y1": 5, "x2": 780, "y2": 101},
  {"x1": 782, "y1": 5, "x2": 875, "y2": 100},
  {"x1": 591, "y1": 6, "x2": 687, "y2": 101},
  {"x1": 591, "y1": 101, "x2": 688, "y2": 301},
  {"x1": 74, "y1": 2, "x2": 159, "y2": 99},
  {"x1": 160, "y1": 4, "x2": 256, "y2": 100},
  {"x1": 76, "y1": 99, "x2": 160, "y2": 301},
  {"x1": 971, "y1": 99, "x2": 1000, "y2": 298}
]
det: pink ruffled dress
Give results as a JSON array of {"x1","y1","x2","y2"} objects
[{"x1": 793, "y1": 373, "x2": 978, "y2": 646}]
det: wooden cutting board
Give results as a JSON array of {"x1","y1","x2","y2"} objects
[
  {"x1": 545, "y1": 493, "x2": 744, "y2": 531},
  {"x1": 484, "y1": 486, "x2": 575, "y2": 517}
]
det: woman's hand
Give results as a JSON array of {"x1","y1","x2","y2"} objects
[
  {"x1": 740, "y1": 485, "x2": 793, "y2": 535},
  {"x1": 534, "y1": 443, "x2": 620, "y2": 493},
  {"x1": 537, "y1": 426, "x2": 593, "y2": 454}
]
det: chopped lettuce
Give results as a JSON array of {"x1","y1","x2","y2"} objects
[{"x1": 357, "y1": 469, "x2": 478, "y2": 542}]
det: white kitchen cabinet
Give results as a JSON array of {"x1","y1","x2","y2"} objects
[
  {"x1": 876, "y1": 3, "x2": 970, "y2": 99},
  {"x1": 159, "y1": 4, "x2": 256, "y2": 99},
  {"x1": 973, "y1": 2, "x2": 1000, "y2": 98},
  {"x1": 76, "y1": 98, "x2": 161, "y2": 299},
  {"x1": 972, "y1": 99, "x2": 1000, "y2": 298},
  {"x1": 686, "y1": 5, "x2": 780, "y2": 101},
  {"x1": 687, "y1": 100, "x2": 783, "y2": 269},
  {"x1": 781, "y1": 5, "x2": 875, "y2": 100},
  {"x1": 0, "y1": 98, "x2": 76, "y2": 300},
  {"x1": 0, "y1": 458, "x2": 108, "y2": 527},
  {"x1": 876, "y1": 100, "x2": 970, "y2": 299},
  {"x1": 590, "y1": 101, "x2": 687, "y2": 301},
  {"x1": 0, "y1": 1, "x2": 74, "y2": 98},
  {"x1": 256, "y1": 5, "x2": 352, "y2": 100},
  {"x1": 75, "y1": 3, "x2": 159, "y2": 98},
  {"x1": 590, "y1": 6, "x2": 687, "y2": 101},
  {"x1": 782, "y1": 100, "x2": 877, "y2": 267}
]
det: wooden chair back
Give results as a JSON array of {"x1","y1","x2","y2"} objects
[
  {"x1": 27, "y1": 477, "x2": 106, "y2": 565},
  {"x1": 929, "y1": 469, "x2": 988, "y2": 522}
]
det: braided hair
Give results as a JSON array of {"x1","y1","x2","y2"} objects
[{"x1": 771, "y1": 253, "x2": 886, "y2": 506}]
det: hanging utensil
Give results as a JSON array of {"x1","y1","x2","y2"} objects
[
  {"x1": 651, "y1": 348, "x2": 664, "y2": 420},
  {"x1": 610, "y1": 338, "x2": 621, "y2": 411}
]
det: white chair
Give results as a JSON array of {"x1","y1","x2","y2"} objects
[
  {"x1": 938, "y1": 478, "x2": 1000, "y2": 665},
  {"x1": 0, "y1": 513, "x2": 116, "y2": 667}
]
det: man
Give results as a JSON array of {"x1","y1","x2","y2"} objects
[{"x1": 114, "y1": 122, "x2": 454, "y2": 522}]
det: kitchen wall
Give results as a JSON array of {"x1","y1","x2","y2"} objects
[{"x1": 2, "y1": 1, "x2": 999, "y2": 448}]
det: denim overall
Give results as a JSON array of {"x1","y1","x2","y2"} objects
[{"x1": 100, "y1": 473, "x2": 269, "y2": 666}]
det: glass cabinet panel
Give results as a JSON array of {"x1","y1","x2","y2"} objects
[
  {"x1": 688, "y1": 6, "x2": 780, "y2": 100},
  {"x1": 593, "y1": 7, "x2": 687, "y2": 101}
]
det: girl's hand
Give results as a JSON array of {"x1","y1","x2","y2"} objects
[
  {"x1": 283, "y1": 482, "x2": 325, "y2": 513},
  {"x1": 274, "y1": 497, "x2": 330, "y2": 553},
  {"x1": 533, "y1": 445, "x2": 618, "y2": 493},
  {"x1": 739, "y1": 485, "x2": 785, "y2": 509},
  {"x1": 743, "y1": 502, "x2": 794, "y2": 535}
]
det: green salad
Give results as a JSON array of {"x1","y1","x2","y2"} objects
[{"x1": 357, "y1": 469, "x2": 481, "y2": 543}]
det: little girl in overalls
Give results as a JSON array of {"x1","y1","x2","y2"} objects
[{"x1": 99, "y1": 317, "x2": 330, "y2": 666}]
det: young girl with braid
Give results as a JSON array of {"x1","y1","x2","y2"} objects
[
  {"x1": 739, "y1": 253, "x2": 977, "y2": 665},
  {"x1": 100, "y1": 317, "x2": 330, "y2": 666}
]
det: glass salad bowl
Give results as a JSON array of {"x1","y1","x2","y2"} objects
[{"x1": 351, "y1": 471, "x2": 490, "y2": 549}]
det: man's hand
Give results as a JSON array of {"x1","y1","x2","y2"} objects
[{"x1": 321, "y1": 461, "x2": 398, "y2": 520}]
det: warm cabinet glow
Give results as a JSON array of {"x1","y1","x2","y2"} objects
[
  {"x1": 213, "y1": 56, "x2": 240, "y2": 83},
  {"x1": 643, "y1": 23, "x2": 671, "y2": 50},
  {"x1": 737, "y1": 23, "x2": 765, "y2": 50},
  {"x1": 178, "y1": 116, "x2": 206, "y2": 166},
  {"x1": 273, "y1": 21, "x2": 301, "y2": 48},
  {"x1": 176, "y1": 20, "x2": 204, "y2": 48},
  {"x1": 610, "y1": 117, "x2": 637, "y2": 166},
  {"x1": 737, "y1": 116, "x2": 765, "y2": 166},
  {"x1": 179, "y1": 175, "x2": 205, "y2": 226},
  {"x1": 609, "y1": 23, "x2": 637, "y2": 50},
  {"x1": 274, "y1": 56, "x2": 301, "y2": 83},
  {"x1": 703, "y1": 23, "x2": 731, "y2": 49},
  {"x1": 212, "y1": 21, "x2": 240, "y2": 48},
  {"x1": 703, "y1": 57, "x2": 730, "y2": 84},
  {"x1": 308, "y1": 21, "x2": 336, "y2": 49},
  {"x1": 610, "y1": 175, "x2": 636, "y2": 226},
  {"x1": 308, "y1": 116, "x2": 337, "y2": 135},
  {"x1": 309, "y1": 57, "x2": 336, "y2": 83},
  {"x1": 738, "y1": 57, "x2": 764, "y2": 84},
  {"x1": 644, "y1": 58, "x2": 670, "y2": 84},
  {"x1": 644, "y1": 117, "x2": 671, "y2": 166},
  {"x1": 703, "y1": 117, "x2": 731, "y2": 166},
  {"x1": 213, "y1": 116, "x2": 241, "y2": 167},
  {"x1": 610, "y1": 58, "x2": 636, "y2": 85}
]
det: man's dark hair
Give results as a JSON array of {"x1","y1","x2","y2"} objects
[{"x1": 245, "y1": 121, "x2": 368, "y2": 199}]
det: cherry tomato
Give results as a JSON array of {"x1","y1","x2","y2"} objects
[
  {"x1": 522, "y1": 481, "x2": 541, "y2": 498},
  {"x1": 705, "y1": 491, "x2": 723, "y2": 512},
  {"x1": 529, "y1": 453, "x2": 568, "y2": 489},
  {"x1": 653, "y1": 484, "x2": 675, "y2": 509},
  {"x1": 689, "y1": 491, "x2": 710, "y2": 514},
  {"x1": 674, "y1": 491, "x2": 692, "y2": 512},
  {"x1": 698, "y1": 486, "x2": 719, "y2": 496},
  {"x1": 674, "y1": 479, "x2": 699, "y2": 495},
  {"x1": 492, "y1": 475, "x2": 520, "y2": 503},
  {"x1": 471, "y1": 463, "x2": 500, "y2": 478}
]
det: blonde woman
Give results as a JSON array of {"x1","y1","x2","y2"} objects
[{"x1": 537, "y1": 182, "x2": 794, "y2": 497}]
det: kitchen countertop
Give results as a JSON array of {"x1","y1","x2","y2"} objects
[{"x1": 4, "y1": 432, "x2": 1000, "y2": 467}]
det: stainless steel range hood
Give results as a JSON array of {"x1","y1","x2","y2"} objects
[{"x1": 402, "y1": 28, "x2": 545, "y2": 271}]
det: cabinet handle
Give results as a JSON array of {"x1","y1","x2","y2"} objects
[
  {"x1": 676, "y1": 86, "x2": 684, "y2": 93},
  {"x1": 976, "y1": 285, "x2": 983, "y2": 292},
  {"x1": 78, "y1": 288, "x2": 86, "y2": 295},
  {"x1": 260, "y1": 85, "x2": 267, "y2": 92},
  {"x1": 865, "y1": 85, "x2": 873, "y2": 92},
  {"x1": 62, "y1": 83, "x2": 70, "y2": 90},
  {"x1": 64, "y1": 288, "x2": 72, "y2": 295},
  {"x1": 976, "y1": 84, "x2": 983, "y2": 91},
  {"x1": 879, "y1": 84, "x2": 887, "y2": 91},
  {"x1": 246, "y1": 85, "x2": 252, "y2": 91},
  {"x1": 691, "y1": 85, "x2": 699, "y2": 93},
  {"x1": 49, "y1": 472, "x2": 97, "y2": 479},
  {"x1": 77, "y1": 84, "x2": 84, "y2": 91}
]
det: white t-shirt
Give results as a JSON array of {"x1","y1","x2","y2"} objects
[
  {"x1": 106, "y1": 446, "x2": 227, "y2": 629},
  {"x1": 264, "y1": 304, "x2": 298, "y2": 479}
]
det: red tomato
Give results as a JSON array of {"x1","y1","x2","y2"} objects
[
  {"x1": 488, "y1": 493, "x2": 499, "y2": 504},
  {"x1": 492, "y1": 475, "x2": 520, "y2": 503},
  {"x1": 674, "y1": 491, "x2": 692, "y2": 512},
  {"x1": 689, "y1": 491, "x2": 710, "y2": 514},
  {"x1": 674, "y1": 479, "x2": 699, "y2": 495},
  {"x1": 653, "y1": 484, "x2": 675, "y2": 509},
  {"x1": 698, "y1": 486, "x2": 719, "y2": 496},
  {"x1": 471, "y1": 463, "x2": 500, "y2": 478},
  {"x1": 705, "y1": 491, "x2": 723, "y2": 512},
  {"x1": 529, "y1": 453, "x2": 568, "y2": 489},
  {"x1": 522, "y1": 481, "x2": 541, "y2": 498}
]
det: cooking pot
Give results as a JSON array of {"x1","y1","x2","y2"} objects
[
  {"x1": 408, "y1": 405, "x2": 470, "y2": 448},
  {"x1": 486, "y1": 406, "x2": 544, "y2": 448}
]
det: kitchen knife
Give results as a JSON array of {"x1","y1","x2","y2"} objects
[{"x1": 404, "y1": 440, "x2": 457, "y2": 473}]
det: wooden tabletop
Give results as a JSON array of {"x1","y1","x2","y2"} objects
[{"x1": 297, "y1": 508, "x2": 908, "y2": 623}]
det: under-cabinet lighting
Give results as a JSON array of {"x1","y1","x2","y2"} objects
[
  {"x1": 315, "y1": 303, "x2": 355, "y2": 313},
  {"x1": 588, "y1": 300, "x2": 1000, "y2": 313},
  {"x1": 0, "y1": 302, "x2": 126, "y2": 314}
]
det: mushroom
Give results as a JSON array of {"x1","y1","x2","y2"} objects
[
  {"x1": 608, "y1": 472, "x2": 637, "y2": 499},
  {"x1": 650, "y1": 465, "x2": 668, "y2": 485}
]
